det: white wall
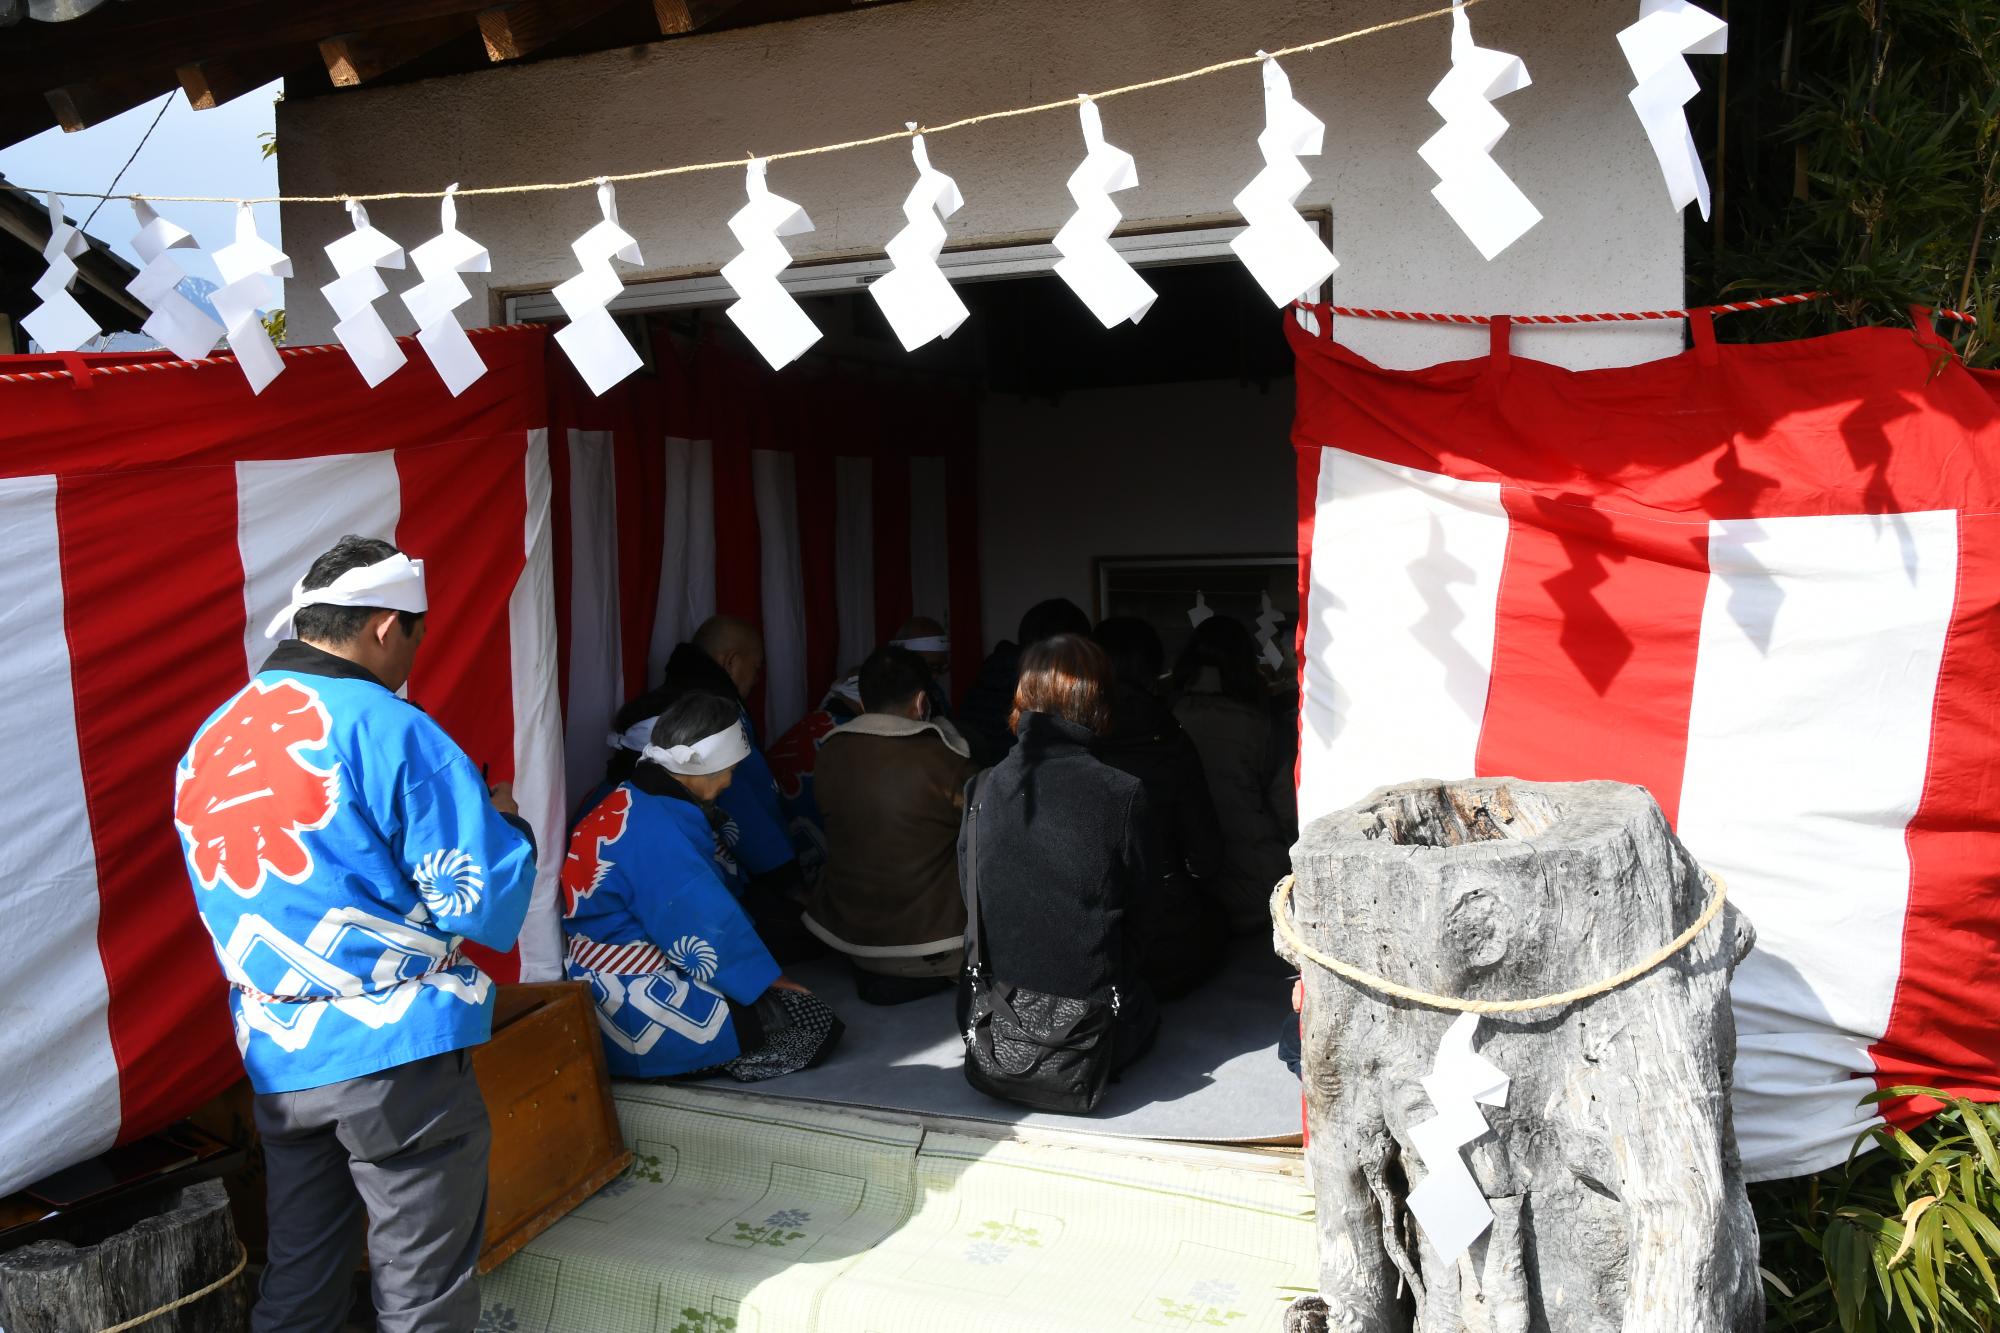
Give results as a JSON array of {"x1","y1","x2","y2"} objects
[
  {"x1": 977, "y1": 378, "x2": 1296, "y2": 646},
  {"x1": 276, "y1": 0, "x2": 1683, "y2": 374}
]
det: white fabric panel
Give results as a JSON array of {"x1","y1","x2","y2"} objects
[
  {"x1": 751, "y1": 448, "x2": 809, "y2": 738},
  {"x1": 0, "y1": 476, "x2": 121, "y2": 1199},
  {"x1": 1297, "y1": 448, "x2": 1509, "y2": 823},
  {"x1": 1677, "y1": 510, "x2": 1958, "y2": 1181},
  {"x1": 651, "y1": 437, "x2": 716, "y2": 684},
  {"x1": 833, "y1": 455, "x2": 875, "y2": 674},
  {"x1": 509, "y1": 430, "x2": 566, "y2": 981},
  {"x1": 909, "y1": 454, "x2": 950, "y2": 626},
  {"x1": 564, "y1": 430, "x2": 623, "y2": 807},
  {"x1": 236, "y1": 450, "x2": 402, "y2": 679}
]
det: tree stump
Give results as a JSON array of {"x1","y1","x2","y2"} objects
[
  {"x1": 0, "y1": 1179, "x2": 245, "y2": 1332},
  {"x1": 1276, "y1": 778, "x2": 1760, "y2": 1333}
]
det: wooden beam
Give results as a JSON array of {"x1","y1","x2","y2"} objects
[
  {"x1": 175, "y1": 45, "x2": 312, "y2": 111},
  {"x1": 319, "y1": 15, "x2": 475, "y2": 88},
  {"x1": 477, "y1": 0, "x2": 625, "y2": 62},
  {"x1": 0, "y1": 0, "x2": 506, "y2": 87},
  {"x1": 651, "y1": 0, "x2": 746, "y2": 36},
  {"x1": 44, "y1": 71, "x2": 177, "y2": 133}
]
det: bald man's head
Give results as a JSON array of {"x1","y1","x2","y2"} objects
[{"x1": 693, "y1": 615, "x2": 765, "y2": 700}]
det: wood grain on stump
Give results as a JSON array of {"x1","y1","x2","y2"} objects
[
  {"x1": 0, "y1": 1179, "x2": 245, "y2": 1332},
  {"x1": 1278, "y1": 778, "x2": 1760, "y2": 1333}
]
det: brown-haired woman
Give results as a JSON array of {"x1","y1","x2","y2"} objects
[{"x1": 957, "y1": 633, "x2": 1159, "y2": 1094}]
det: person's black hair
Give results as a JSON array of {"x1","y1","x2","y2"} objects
[
  {"x1": 1091, "y1": 616, "x2": 1165, "y2": 690},
  {"x1": 858, "y1": 645, "x2": 932, "y2": 713},
  {"x1": 1170, "y1": 613, "x2": 1268, "y2": 705},
  {"x1": 293, "y1": 534, "x2": 424, "y2": 645},
  {"x1": 1016, "y1": 597, "x2": 1090, "y2": 648},
  {"x1": 649, "y1": 691, "x2": 744, "y2": 753}
]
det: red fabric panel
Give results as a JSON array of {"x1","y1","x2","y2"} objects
[
  {"x1": 794, "y1": 428, "x2": 840, "y2": 705},
  {"x1": 1293, "y1": 439, "x2": 1322, "y2": 793},
  {"x1": 397, "y1": 434, "x2": 530, "y2": 984},
  {"x1": 944, "y1": 397, "x2": 984, "y2": 704},
  {"x1": 873, "y1": 444, "x2": 913, "y2": 643},
  {"x1": 1874, "y1": 511, "x2": 2000, "y2": 1120},
  {"x1": 703, "y1": 350, "x2": 766, "y2": 721},
  {"x1": 1285, "y1": 317, "x2": 2000, "y2": 518},
  {"x1": 57, "y1": 467, "x2": 242, "y2": 1142},
  {"x1": 615, "y1": 384, "x2": 666, "y2": 697},
  {"x1": 0, "y1": 330, "x2": 547, "y2": 481},
  {"x1": 1474, "y1": 494, "x2": 1710, "y2": 826}
]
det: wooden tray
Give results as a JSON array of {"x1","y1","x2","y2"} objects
[{"x1": 473, "y1": 980, "x2": 631, "y2": 1271}]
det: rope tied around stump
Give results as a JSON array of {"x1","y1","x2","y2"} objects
[
  {"x1": 1269, "y1": 869, "x2": 1730, "y2": 1014},
  {"x1": 92, "y1": 1241, "x2": 247, "y2": 1333}
]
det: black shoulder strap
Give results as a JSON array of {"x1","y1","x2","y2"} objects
[{"x1": 961, "y1": 771, "x2": 988, "y2": 971}]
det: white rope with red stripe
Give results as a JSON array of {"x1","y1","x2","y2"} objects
[
  {"x1": 0, "y1": 323, "x2": 545, "y2": 384},
  {"x1": 1310, "y1": 290, "x2": 1980, "y2": 326}
]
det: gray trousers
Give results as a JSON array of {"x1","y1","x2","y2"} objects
[{"x1": 251, "y1": 1047, "x2": 491, "y2": 1333}]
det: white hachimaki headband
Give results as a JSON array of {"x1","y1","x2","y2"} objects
[
  {"x1": 641, "y1": 721, "x2": 752, "y2": 777},
  {"x1": 892, "y1": 635, "x2": 950, "y2": 653},
  {"x1": 264, "y1": 553, "x2": 428, "y2": 640}
]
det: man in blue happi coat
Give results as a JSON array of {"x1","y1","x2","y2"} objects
[{"x1": 174, "y1": 534, "x2": 537, "y2": 1333}]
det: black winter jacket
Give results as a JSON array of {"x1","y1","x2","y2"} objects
[
  {"x1": 1093, "y1": 683, "x2": 1228, "y2": 998},
  {"x1": 959, "y1": 711, "x2": 1153, "y2": 1008},
  {"x1": 956, "y1": 640, "x2": 1022, "y2": 768}
]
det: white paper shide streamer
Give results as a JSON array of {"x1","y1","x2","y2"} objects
[
  {"x1": 1618, "y1": 0, "x2": 1728, "y2": 218},
  {"x1": 554, "y1": 179, "x2": 645, "y2": 396},
  {"x1": 211, "y1": 204, "x2": 292, "y2": 394},
  {"x1": 1407, "y1": 1013, "x2": 1511, "y2": 1261},
  {"x1": 868, "y1": 128, "x2": 969, "y2": 353},
  {"x1": 1053, "y1": 99, "x2": 1156, "y2": 328},
  {"x1": 126, "y1": 201, "x2": 222, "y2": 361},
  {"x1": 401, "y1": 184, "x2": 493, "y2": 397},
  {"x1": 1230, "y1": 57, "x2": 1338, "y2": 305},
  {"x1": 721, "y1": 158, "x2": 823, "y2": 370},
  {"x1": 1420, "y1": 5, "x2": 1540, "y2": 260},
  {"x1": 23, "y1": 193, "x2": 99, "y2": 353},
  {"x1": 321, "y1": 200, "x2": 407, "y2": 388}
]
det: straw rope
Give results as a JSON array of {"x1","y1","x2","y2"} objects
[
  {"x1": 1270, "y1": 869, "x2": 1729, "y2": 1014},
  {"x1": 93, "y1": 1242, "x2": 246, "y2": 1333},
  {"x1": 8, "y1": 0, "x2": 1487, "y2": 207}
]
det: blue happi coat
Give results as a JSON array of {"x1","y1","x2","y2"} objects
[
  {"x1": 561, "y1": 780, "x2": 781, "y2": 1077},
  {"x1": 715, "y1": 710, "x2": 793, "y2": 878},
  {"x1": 174, "y1": 642, "x2": 537, "y2": 1094}
]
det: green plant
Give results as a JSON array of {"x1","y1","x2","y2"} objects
[
  {"x1": 260, "y1": 308, "x2": 286, "y2": 344},
  {"x1": 1696, "y1": 0, "x2": 2000, "y2": 365},
  {"x1": 1758, "y1": 1087, "x2": 2000, "y2": 1331}
]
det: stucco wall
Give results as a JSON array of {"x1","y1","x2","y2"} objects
[
  {"x1": 276, "y1": 0, "x2": 1683, "y2": 372},
  {"x1": 978, "y1": 378, "x2": 1297, "y2": 644}
]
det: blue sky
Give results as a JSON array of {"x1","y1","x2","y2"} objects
[{"x1": 0, "y1": 80, "x2": 282, "y2": 293}]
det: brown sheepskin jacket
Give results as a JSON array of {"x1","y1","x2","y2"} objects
[{"x1": 802, "y1": 714, "x2": 979, "y2": 958}]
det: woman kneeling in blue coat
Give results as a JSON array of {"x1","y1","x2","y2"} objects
[{"x1": 562, "y1": 692, "x2": 843, "y2": 1081}]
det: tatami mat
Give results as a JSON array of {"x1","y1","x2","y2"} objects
[{"x1": 478, "y1": 1082, "x2": 1316, "y2": 1333}]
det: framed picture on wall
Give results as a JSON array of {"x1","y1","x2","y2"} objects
[{"x1": 1093, "y1": 554, "x2": 1299, "y2": 687}]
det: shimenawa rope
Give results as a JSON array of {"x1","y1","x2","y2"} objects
[
  {"x1": 1270, "y1": 870, "x2": 1729, "y2": 1014},
  {"x1": 93, "y1": 1241, "x2": 247, "y2": 1333},
  {"x1": 8, "y1": 0, "x2": 1487, "y2": 207}
]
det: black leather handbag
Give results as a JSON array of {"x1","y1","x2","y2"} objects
[{"x1": 959, "y1": 773, "x2": 1118, "y2": 1114}]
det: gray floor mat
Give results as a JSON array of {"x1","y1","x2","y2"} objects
[{"x1": 667, "y1": 938, "x2": 1304, "y2": 1141}]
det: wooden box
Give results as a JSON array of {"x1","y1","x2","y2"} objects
[
  {"x1": 184, "y1": 981, "x2": 629, "y2": 1276},
  {"x1": 473, "y1": 981, "x2": 631, "y2": 1271}
]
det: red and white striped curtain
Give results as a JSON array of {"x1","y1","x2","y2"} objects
[
  {"x1": 552, "y1": 330, "x2": 983, "y2": 803},
  {"x1": 1287, "y1": 311, "x2": 2000, "y2": 1182},
  {"x1": 0, "y1": 329, "x2": 564, "y2": 1199}
]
